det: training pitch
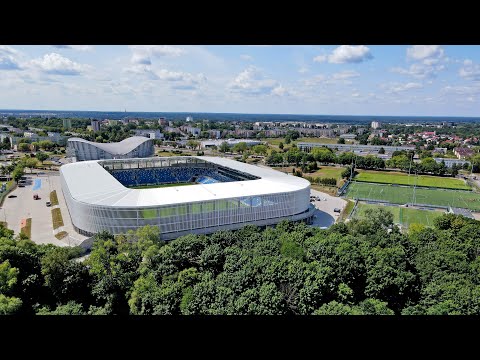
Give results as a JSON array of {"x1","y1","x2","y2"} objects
[
  {"x1": 346, "y1": 182, "x2": 480, "y2": 211},
  {"x1": 353, "y1": 202, "x2": 444, "y2": 228},
  {"x1": 355, "y1": 170, "x2": 470, "y2": 190}
]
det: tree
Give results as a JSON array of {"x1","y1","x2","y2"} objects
[
  {"x1": 338, "y1": 137, "x2": 345, "y2": 144},
  {"x1": 37, "y1": 301, "x2": 86, "y2": 315},
  {"x1": 219, "y1": 141, "x2": 230, "y2": 153},
  {"x1": 17, "y1": 143, "x2": 30, "y2": 152},
  {"x1": 36, "y1": 152, "x2": 48, "y2": 164},
  {"x1": 12, "y1": 165, "x2": 24, "y2": 183},
  {"x1": 233, "y1": 142, "x2": 247, "y2": 154},
  {"x1": 278, "y1": 142, "x2": 284, "y2": 150},
  {"x1": 252, "y1": 145, "x2": 267, "y2": 156},
  {"x1": 186, "y1": 140, "x2": 200, "y2": 150},
  {"x1": 379, "y1": 147, "x2": 385, "y2": 154},
  {"x1": 38, "y1": 140, "x2": 54, "y2": 151}
]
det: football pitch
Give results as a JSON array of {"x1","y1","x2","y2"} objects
[
  {"x1": 355, "y1": 170, "x2": 470, "y2": 190},
  {"x1": 346, "y1": 182, "x2": 480, "y2": 211},
  {"x1": 353, "y1": 202, "x2": 444, "y2": 228}
]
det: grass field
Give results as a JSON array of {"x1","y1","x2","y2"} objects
[
  {"x1": 354, "y1": 202, "x2": 444, "y2": 228},
  {"x1": 309, "y1": 166, "x2": 344, "y2": 180},
  {"x1": 346, "y1": 182, "x2": 480, "y2": 211},
  {"x1": 339, "y1": 199, "x2": 355, "y2": 222},
  {"x1": 50, "y1": 190, "x2": 59, "y2": 206},
  {"x1": 51, "y1": 208, "x2": 64, "y2": 229},
  {"x1": 55, "y1": 231, "x2": 68, "y2": 240},
  {"x1": 129, "y1": 182, "x2": 194, "y2": 189},
  {"x1": 310, "y1": 184, "x2": 338, "y2": 196},
  {"x1": 356, "y1": 170, "x2": 470, "y2": 190}
]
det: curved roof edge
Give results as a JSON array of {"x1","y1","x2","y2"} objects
[{"x1": 67, "y1": 136, "x2": 153, "y2": 156}]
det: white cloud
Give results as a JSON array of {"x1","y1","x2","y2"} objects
[
  {"x1": 229, "y1": 66, "x2": 279, "y2": 96},
  {"x1": 331, "y1": 70, "x2": 360, "y2": 80},
  {"x1": 272, "y1": 85, "x2": 288, "y2": 96},
  {"x1": 314, "y1": 45, "x2": 373, "y2": 64},
  {"x1": 0, "y1": 45, "x2": 22, "y2": 70},
  {"x1": 129, "y1": 45, "x2": 185, "y2": 65},
  {"x1": 383, "y1": 82, "x2": 423, "y2": 93},
  {"x1": 30, "y1": 53, "x2": 90, "y2": 75},
  {"x1": 313, "y1": 55, "x2": 327, "y2": 63},
  {"x1": 391, "y1": 63, "x2": 444, "y2": 79},
  {"x1": 304, "y1": 74, "x2": 326, "y2": 86},
  {"x1": 459, "y1": 60, "x2": 480, "y2": 81},
  {"x1": 407, "y1": 45, "x2": 444, "y2": 60},
  {"x1": 298, "y1": 66, "x2": 309, "y2": 74},
  {"x1": 125, "y1": 64, "x2": 206, "y2": 90},
  {"x1": 52, "y1": 45, "x2": 94, "y2": 52},
  {"x1": 240, "y1": 54, "x2": 253, "y2": 61}
]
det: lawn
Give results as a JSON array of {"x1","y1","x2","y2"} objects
[
  {"x1": 356, "y1": 170, "x2": 471, "y2": 190},
  {"x1": 296, "y1": 137, "x2": 355, "y2": 145},
  {"x1": 129, "y1": 182, "x2": 194, "y2": 189},
  {"x1": 21, "y1": 218, "x2": 32, "y2": 239},
  {"x1": 0, "y1": 180, "x2": 16, "y2": 207},
  {"x1": 346, "y1": 182, "x2": 480, "y2": 211},
  {"x1": 50, "y1": 190, "x2": 59, "y2": 206},
  {"x1": 51, "y1": 208, "x2": 64, "y2": 229},
  {"x1": 339, "y1": 199, "x2": 355, "y2": 221},
  {"x1": 310, "y1": 184, "x2": 338, "y2": 196},
  {"x1": 354, "y1": 202, "x2": 444, "y2": 228},
  {"x1": 309, "y1": 166, "x2": 344, "y2": 180},
  {"x1": 55, "y1": 231, "x2": 68, "y2": 240}
]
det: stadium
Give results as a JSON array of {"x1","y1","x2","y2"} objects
[
  {"x1": 60, "y1": 156, "x2": 314, "y2": 240},
  {"x1": 66, "y1": 136, "x2": 154, "y2": 161}
]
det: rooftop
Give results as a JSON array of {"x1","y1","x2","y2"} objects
[
  {"x1": 67, "y1": 136, "x2": 152, "y2": 155},
  {"x1": 60, "y1": 156, "x2": 310, "y2": 208}
]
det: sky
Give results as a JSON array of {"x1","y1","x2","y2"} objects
[{"x1": 0, "y1": 45, "x2": 480, "y2": 116}]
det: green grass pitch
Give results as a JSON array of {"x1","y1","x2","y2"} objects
[
  {"x1": 354, "y1": 202, "x2": 444, "y2": 228},
  {"x1": 346, "y1": 182, "x2": 480, "y2": 211},
  {"x1": 355, "y1": 170, "x2": 470, "y2": 190}
]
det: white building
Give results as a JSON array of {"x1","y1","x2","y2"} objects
[
  {"x1": 60, "y1": 156, "x2": 313, "y2": 241},
  {"x1": 371, "y1": 121, "x2": 381, "y2": 130},
  {"x1": 186, "y1": 116, "x2": 193, "y2": 122}
]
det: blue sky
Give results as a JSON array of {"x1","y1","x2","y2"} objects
[{"x1": 0, "y1": 45, "x2": 480, "y2": 116}]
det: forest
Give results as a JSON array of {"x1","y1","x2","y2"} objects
[{"x1": 1, "y1": 209, "x2": 480, "y2": 315}]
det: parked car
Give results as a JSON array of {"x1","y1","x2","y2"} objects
[
  {"x1": 18, "y1": 184, "x2": 25, "y2": 187},
  {"x1": 333, "y1": 208, "x2": 341, "y2": 213},
  {"x1": 7, "y1": 195, "x2": 16, "y2": 198},
  {"x1": 46, "y1": 201, "x2": 51, "y2": 207}
]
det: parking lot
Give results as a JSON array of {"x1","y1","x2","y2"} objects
[
  {"x1": 1, "y1": 172, "x2": 68, "y2": 246},
  {"x1": 310, "y1": 189, "x2": 347, "y2": 228}
]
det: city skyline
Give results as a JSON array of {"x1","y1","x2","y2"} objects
[{"x1": 1, "y1": 45, "x2": 480, "y2": 117}]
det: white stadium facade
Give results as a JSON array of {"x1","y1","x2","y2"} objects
[
  {"x1": 67, "y1": 136, "x2": 154, "y2": 161},
  {"x1": 60, "y1": 156, "x2": 314, "y2": 240}
]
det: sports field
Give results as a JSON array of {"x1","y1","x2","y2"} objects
[
  {"x1": 355, "y1": 170, "x2": 470, "y2": 190},
  {"x1": 309, "y1": 166, "x2": 344, "y2": 180},
  {"x1": 129, "y1": 182, "x2": 194, "y2": 189},
  {"x1": 346, "y1": 182, "x2": 480, "y2": 211},
  {"x1": 354, "y1": 202, "x2": 444, "y2": 228}
]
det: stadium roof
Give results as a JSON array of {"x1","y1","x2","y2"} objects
[
  {"x1": 67, "y1": 136, "x2": 151, "y2": 155},
  {"x1": 60, "y1": 156, "x2": 310, "y2": 208}
]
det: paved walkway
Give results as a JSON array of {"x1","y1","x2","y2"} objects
[
  {"x1": 2, "y1": 173, "x2": 67, "y2": 246},
  {"x1": 310, "y1": 188, "x2": 347, "y2": 228}
]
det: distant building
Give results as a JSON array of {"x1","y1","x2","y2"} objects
[
  {"x1": 340, "y1": 134, "x2": 357, "y2": 139},
  {"x1": 67, "y1": 136, "x2": 154, "y2": 161},
  {"x1": 23, "y1": 131, "x2": 38, "y2": 139},
  {"x1": 91, "y1": 119, "x2": 101, "y2": 132},
  {"x1": 454, "y1": 147, "x2": 474, "y2": 159},
  {"x1": 371, "y1": 121, "x2": 381, "y2": 130},
  {"x1": 158, "y1": 117, "x2": 168, "y2": 126},
  {"x1": 181, "y1": 126, "x2": 201, "y2": 137},
  {"x1": 207, "y1": 130, "x2": 221, "y2": 139},
  {"x1": 433, "y1": 158, "x2": 470, "y2": 168},
  {"x1": 298, "y1": 142, "x2": 415, "y2": 153},
  {"x1": 186, "y1": 116, "x2": 193, "y2": 122},
  {"x1": 63, "y1": 118, "x2": 72, "y2": 129},
  {"x1": 201, "y1": 139, "x2": 263, "y2": 149},
  {"x1": 135, "y1": 129, "x2": 164, "y2": 140}
]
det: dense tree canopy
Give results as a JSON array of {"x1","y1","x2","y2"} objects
[{"x1": 1, "y1": 208, "x2": 480, "y2": 315}]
